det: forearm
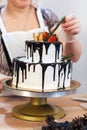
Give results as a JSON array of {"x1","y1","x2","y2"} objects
[{"x1": 63, "y1": 39, "x2": 82, "y2": 62}]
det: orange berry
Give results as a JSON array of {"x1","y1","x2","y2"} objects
[{"x1": 43, "y1": 32, "x2": 49, "y2": 41}]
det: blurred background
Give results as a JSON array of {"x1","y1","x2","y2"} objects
[{"x1": 0, "y1": 0, "x2": 87, "y2": 94}]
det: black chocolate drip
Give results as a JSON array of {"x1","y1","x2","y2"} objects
[
  {"x1": 41, "y1": 64, "x2": 56, "y2": 90},
  {"x1": 58, "y1": 61, "x2": 72, "y2": 89},
  {"x1": 13, "y1": 58, "x2": 27, "y2": 88},
  {"x1": 26, "y1": 41, "x2": 61, "y2": 62},
  {"x1": 13, "y1": 60, "x2": 57, "y2": 90},
  {"x1": 55, "y1": 43, "x2": 61, "y2": 62},
  {"x1": 13, "y1": 41, "x2": 72, "y2": 90}
]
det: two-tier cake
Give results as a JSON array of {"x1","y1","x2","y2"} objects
[{"x1": 12, "y1": 31, "x2": 72, "y2": 91}]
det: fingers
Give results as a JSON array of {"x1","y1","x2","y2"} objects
[
  {"x1": 63, "y1": 24, "x2": 80, "y2": 35},
  {"x1": 62, "y1": 15, "x2": 80, "y2": 35}
]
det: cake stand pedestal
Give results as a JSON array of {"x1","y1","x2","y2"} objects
[{"x1": 3, "y1": 79, "x2": 80, "y2": 121}]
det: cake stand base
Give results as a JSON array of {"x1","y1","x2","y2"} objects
[
  {"x1": 12, "y1": 98, "x2": 65, "y2": 121},
  {"x1": 3, "y1": 79, "x2": 80, "y2": 122}
]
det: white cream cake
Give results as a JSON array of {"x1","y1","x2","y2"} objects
[{"x1": 12, "y1": 40, "x2": 72, "y2": 91}]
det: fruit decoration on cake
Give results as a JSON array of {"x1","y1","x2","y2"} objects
[
  {"x1": 33, "y1": 16, "x2": 66, "y2": 43},
  {"x1": 33, "y1": 31, "x2": 58, "y2": 42}
]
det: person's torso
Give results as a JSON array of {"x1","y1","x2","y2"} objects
[{"x1": 0, "y1": 7, "x2": 49, "y2": 75}]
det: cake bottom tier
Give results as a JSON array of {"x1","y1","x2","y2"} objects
[{"x1": 13, "y1": 58, "x2": 72, "y2": 91}]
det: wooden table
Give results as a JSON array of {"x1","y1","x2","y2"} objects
[{"x1": 0, "y1": 94, "x2": 87, "y2": 130}]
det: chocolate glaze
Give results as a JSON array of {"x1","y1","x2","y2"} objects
[
  {"x1": 13, "y1": 41, "x2": 72, "y2": 90},
  {"x1": 13, "y1": 58, "x2": 27, "y2": 87},
  {"x1": 58, "y1": 61, "x2": 72, "y2": 89},
  {"x1": 26, "y1": 41, "x2": 62, "y2": 62}
]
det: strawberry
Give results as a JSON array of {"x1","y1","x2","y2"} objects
[
  {"x1": 47, "y1": 35, "x2": 58, "y2": 42},
  {"x1": 43, "y1": 32, "x2": 49, "y2": 41}
]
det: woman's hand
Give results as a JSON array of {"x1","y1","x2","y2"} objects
[{"x1": 62, "y1": 15, "x2": 80, "y2": 35}]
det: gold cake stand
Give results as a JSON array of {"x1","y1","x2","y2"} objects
[{"x1": 3, "y1": 79, "x2": 80, "y2": 121}]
